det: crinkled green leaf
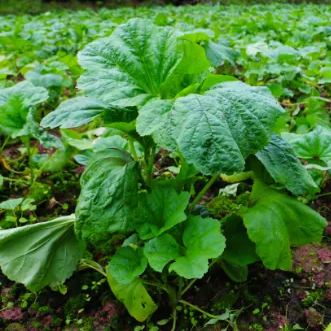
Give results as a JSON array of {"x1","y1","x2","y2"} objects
[
  {"x1": 77, "y1": 18, "x2": 209, "y2": 108},
  {"x1": 108, "y1": 247, "x2": 147, "y2": 284},
  {"x1": 107, "y1": 274, "x2": 157, "y2": 322},
  {"x1": 0, "y1": 215, "x2": 85, "y2": 292},
  {"x1": 151, "y1": 111, "x2": 177, "y2": 150},
  {"x1": 41, "y1": 97, "x2": 108, "y2": 129},
  {"x1": 144, "y1": 234, "x2": 181, "y2": 272},
  {"x1": 169, "y1": 216, "x2": 225, "y2": 279},
  {"x1": 170, "y1": 81, "x2": 284, "y2": 175},
  {"x1": 256, "y1": 135, "x2": 318, "y2": 195},
  {"x1": 0, "y1": 81, "x2": 48, "y2": 108},
  {"x1": 75, "y1": 149, "x2": 140, "y2": 242},
  {"x1": 0, "y1": 81, "x2": 48, "y2": 137},
  {"x1": 133, "y1": 184, "x2": 190, "y2": 240},
  {"x1": 242, "y1": 181, "x2": 327, "y2": 270},
  {"x1": 282, "y1": 126, "x2": 331, "y2": 165}
]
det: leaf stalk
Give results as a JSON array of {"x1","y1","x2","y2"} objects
[{"x1": 189, "y1": 173, "x2": 219, "y2": 211}]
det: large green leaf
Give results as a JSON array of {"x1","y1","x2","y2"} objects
[
  {"x1": 242, "y1": 181, "x2": 326, "y2": 270},
  {"x1": 107, "y1": 274, "x2": 157, "y2": 322},
  {"x1": 0, "y1": 81, "x2": 48, "y2": 108},
  {"x1": 77, "y1": 18, "x2": 209, "y2": 108},
  {"x1": 282, "y1": 126, "x2": 331, "y2": 166},
  {"x1": 108, "y1": 247, "x2": 147, "y2": 284},
  {"x1": 143, "y1": 216, "x2": 225, "y2": 279},
  {"x1": 75, "y1": 149, "x2": 140, "y2": 242},
  {"x1": 0, "y1": 215, "x2": 85, "y2": 292},
  {"x1": 0, "y1": 81, "x2": 48, "y2": 137},
  {"x1": 144, "y1": 233, "x2": 181, "y2": 272},
  {"x1": 169, "y1": 81, "x2": 284, "y2": 175},
  {"x1": 256, "y1": 135, "x2": 318, "y2": 195},
  {"x1": 169, "y1": 216, "x2": 226, "y2": 279},
  {"x1": 41, "y1": 97, "x2": 109, "y2": 129},
  {"x1": 133, "y1": 183, "x2": 190, "y2": 240}
]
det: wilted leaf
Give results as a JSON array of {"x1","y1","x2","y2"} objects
[
  {"x1": 107, "y1": 273, "x2": 157, "y2": 322},
  {"x1": 0, "y1": 215, "x2": 85, "y2": 291}
]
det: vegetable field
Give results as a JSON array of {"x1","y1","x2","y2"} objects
[{"x1": 0, "y1": 3, "x2": 330, "y2": 331}]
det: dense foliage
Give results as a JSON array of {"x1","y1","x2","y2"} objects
[{"x1": 0, "y1": 3, "x2": 330, "y2": 330}]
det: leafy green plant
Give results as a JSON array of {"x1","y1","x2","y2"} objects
[
  {"x1": 0, "y1": 81, "x2": 48, "y2": 139},
  {"x1": 0, "y1": 19, "x2": 326, "y2": 328},
  {"x1": 0, "y1": 81, "x2": 73, "y2": 201},
  {"x1": 283, "y1": 126, "x2": 331, "y2": 186}
]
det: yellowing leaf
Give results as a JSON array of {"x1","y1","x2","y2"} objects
[
  {"x1": 0, "y1": 215, "x2": 85, "y2": 291},
  {"x1": 107, "y1": 274, "x2": 157, "y2": 322}
]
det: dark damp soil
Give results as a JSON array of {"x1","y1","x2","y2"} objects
[{"x1": 0, "y1": 241, "x2": 330, "y2": 331}]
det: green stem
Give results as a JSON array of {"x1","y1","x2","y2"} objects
[
  {"x1": 166, "y1": 285, "x2": 178, "y2": 308},
  {"x1": 145, "y1": 145, "x2": 155, "y2": 187},
  {"x1": 233, "y1": 322, "x2": 240, "y2": 331},
  {"x1": 128, "y1": 138, "x2": 138, "y2": 161},
  {"x1": 2, "y1": 176, "x2": 28, "y2": 184},
  {"x1": 179, "y1": 299, "x2": 219, "y2": 319},
  {"x1": 190, "y1": 174, "x2": 219, "y2": 211},
  {"x1": 180, "y1": 279, "x2": 196, "y2": 297},
  {"x1": 170, "y1": 307, "x2": 177, "y2": 331},
  {"x1": 142, "y1": 280, "x2": 168, "y2": 293},
  {"x1": 24, "y1": 136, "x2": 35, "y2": 186},
  {"x1": 221, "y1": 171, "x2": 254, "y2": 183},
  {"x1": 180, "y1": 260, "x2": 218, "y2": 297},
  {"x1": 165, "y1": 284, "x2": 178, "y2": 331},
  {"x1": 0, "y1": 136, "x2": 10, "y2": 154}
]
